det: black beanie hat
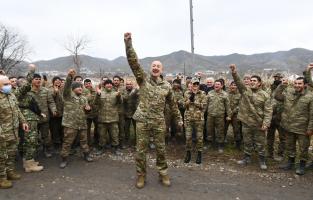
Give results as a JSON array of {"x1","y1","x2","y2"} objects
[
  {"x1": 33, "y1": 73, "x2": 42, "y2": 80},
  {"x1": 104, "y1": 79, "x2": 113, "y2": 86},
  {"x1": 71, "y1": 82, "x2": 82, "y2": 90}
]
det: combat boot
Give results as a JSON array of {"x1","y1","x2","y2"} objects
[
  {"x1": 218, "y1": 143, "x2": 224, "y2": 154},
  {"x1": 296, "y1": 160, "x2": 306, "y2": 175},
  {"x1": 59, "y1": 157, "x2": 68, "y2": 169},
  {"x1": 279, "y1": 157, "x2": 295, "y2": 170},
  {"x1": 6, "y1": 170, "x2": 21, "y2": 180},
  {"x1": 259, "y1": 155, "x2": 267, "y2": 170},
  {"x1": 184, "y1": 151, "x2": 191, "y2": 163},
  {"x1": 24, "y1": 160, "x2": 44, "y2": 173},
  {"x1": 237, "y1": 154, "x2": 251, "y2": 165},
  {"x1": 159, "y1": 174, "x2": 171, "y2": 187},
  {"x1": 195, "y1": 151, "x2": 202, "y2": 164},
  {"x1": 0, "y1": 177, "x2": 12, "y2": 189},
  {"x1": 235, "y1": 140, "x2": 241, "y2": 150},
  {"x1": 43, "y1": 146, "x2": 52, "y2": 158},
  {"x1": 112, "y1": 146, "x2": 120, "y2": 155},
  {"x1": 83, "y1": 152, "x2": 93, "y2": 162},
  {"x1": 136, "y1": 175, "x2": 146, "y2": 189}
]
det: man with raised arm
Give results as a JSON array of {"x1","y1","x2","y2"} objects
[{"x1": 124, "y1": 32, "x2": 183, "y2": 189}]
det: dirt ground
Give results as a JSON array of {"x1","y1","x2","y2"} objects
[{"x1": 1, "y1": 143, "x2": 313, "y2": 200}]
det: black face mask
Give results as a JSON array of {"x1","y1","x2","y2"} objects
[{"x1": 273, "y1": 80, "x2": 282, "y2": 86}]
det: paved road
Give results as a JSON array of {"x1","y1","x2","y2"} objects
[{"x1": 1, "y1": 150, "x2": 313, "y2": 200}]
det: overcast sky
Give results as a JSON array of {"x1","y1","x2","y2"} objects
[{"x1": 2, "y1": 0, "x2": 313, "y2": 61}]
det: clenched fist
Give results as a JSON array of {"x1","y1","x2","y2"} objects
[
  {"x1": 229, "y1": 64, "x2": 237, "y2": 73},
  {"x1": 68, "y1": 69, "x2": 76, "y2": 78},
  {"x1": 124, "y1": 32, "x2": 132, "y2": 41}
]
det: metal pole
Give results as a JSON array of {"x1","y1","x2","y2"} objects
[{"x1": 189, "y1": 0, "x2": 195, "y2": 75}]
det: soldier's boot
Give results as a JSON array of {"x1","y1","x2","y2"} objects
[
  {"x1": 279, "y1": 157, "x2": 295, "y2": 170},
  {"x1": 235, "y1": 140, "x2": 241, "y2": 150},
  {"x1": 195, "y1": 151, "x2": 202, "y2": 164},
  {"x1": 184, "y1": 151, "x2": 191, "y2": 163},
  {"x1": 59, "y1": 157, "x2": 68, "y2": 169},
  {"x1": 136, "y1": 175, "x2": 145, "y2": 189},
  {"x1": 218, "y1": 143, "x2": 224, "y2": 154},
  {"x1": 159, "y1": 174, "x2": 171, "y2": 187},
  {"x1": 43, "y1": 146, "x2": 52, "y2": 158},
  {"x1": 259, "y1": 155, "x2": 268, "y2": 170},
  {"x1": 237, "y1": 154, "x2": 251, "y2": 165},
  {"x1": 24, "y1": 160, "x2": 44, "y2": 173},
  {"x1": 0, "y1": 177, "x2": 12, "y2": 189},
  {"x1": 83, "y1": 152, "x2": 93, "y2": 162},
  {"x1": 296, "y1": 160, "x2": 306, "y2": 175},
  {"x1": 95, "y1": 147, "x2": 105, "y2": 156},
  {"x1": 23, "y1": 158, "x2": 40, "y2": 167},
  {"x1": 6, "y1": 170, "x2": 21, "y2": 180},
  {"x1": 112, "y1": 146, "x2": 120, "y2": 155}
]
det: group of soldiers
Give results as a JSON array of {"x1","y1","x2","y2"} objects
[{"x1": 0, "y1": 32, "x2": 313, "y2": 190}]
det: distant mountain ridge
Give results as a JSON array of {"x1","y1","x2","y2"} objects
[{"x1": 33, "y1": 48, "x2": 313, "y2": 74}]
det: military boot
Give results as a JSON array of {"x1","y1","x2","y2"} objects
[
  {"x1": 43, "y1": 146, "x2": 52, "y2": 158},
  {"x1": 0, "y1": 177, "x2": 12, "y2": 189},
  {"x1": 195, "y1": 151, "x2": 202, "y2": 164},
  {"x1": 159, "y1": 174, "x2": 171, "y2": 187},
  {"x1": 83, "y1": 152, "x2": 93, "y2": 162},
  {"x1": 136, "y1": 175, "x2": 145, "y2": 189},
  {"x1": 7, "y1": 170, "x2": 21, "y2": 180},
  {"x1": 237, "y1": 154, "x2": 251, "y2": 165},
  {"x1": 279, "y1": 157, "x2": 295, "y2": 170},
  {"x1": 235, "y1": 140, "x2": 241, "y2": 150},
  {"x1": 59, "y1": 157, "x2": 68, "y2": 169},
  {"x1": 184, "y1": 151, "x2": 191, "y2": 163},
  {"x1": 218, "y1": 143, "x2": 224, "y2": 154},
  {"x1": 296, "y1": 160, "x2": 306, "y2": 175},
  {"x1": 259, "y1": 155, "x2": 267, "y2": 170},
  {"x1": 24, "y1": 160, "x2": 44, "y2": 173}
]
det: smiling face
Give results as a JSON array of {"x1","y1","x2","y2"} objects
[
  {"x1": 0, "y1": 75, "x2": 10, "y2": 91},
  {"x1": 125, "y1": 80, "x2": 133, "y2": 90},
  {"x1": 84, "y1": 81, "x2": 92, "y2": 89},
  {"x1": 9, "y1": 77, "x2": 17, "y2": 89},
  {"x1": 191, "y1": 82, "x2": 199, "y2": 93},
  {"x1": 150, "y1": 61, "x2": 163, "y2": 77},
  {"x1": 250, "y1": 77, "x2": 261, "y2": 89},
  {"x1": 294, "y1": 78, "x2": 305, "y2": 93},
  {"x1": 32, "y1": 78, "x2": 42, "y2": 88},
  {"x1": 105, "y1": 83, "x2": 113, "y2": 91},
  {"x1": 113, "y1": 77, "x2": 120, "y2": 87},
  {"x1": 229, "y1": 83, "x2": 237, "y2": 92},
  {"x1": 214, "y1": 81, "x2": 223, "y2": 92},
  {"x1": 243, "y1": 76, "x2": 251, "y2": 86}
]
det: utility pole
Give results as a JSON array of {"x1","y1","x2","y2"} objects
[{"x1": 189, "y1": 0, "x2": 195, "y2": 75}]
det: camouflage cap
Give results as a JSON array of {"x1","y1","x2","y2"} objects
[
  {"x1": 273, "y1": 73, "x2": 283, "y2": 78},
  {"x1": 191, "y1": 77, "x2": 200, "y2": 84}
]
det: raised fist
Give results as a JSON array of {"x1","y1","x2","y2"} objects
[
  {"x1": 229, "y1": 64, "x2": 237, "y2": 73},
  {"x1": 68, "y1": 69, "x2": 76, "y2": 78},
  {"x1": 307, "y1": 63, "x2": 313, "y2": 71},
  {"x1": 28, "y1": 64, "x2": 36, "y2": 72},
  {"x1": 124, "y1": 32, "x2": 132, "y2": 41}
]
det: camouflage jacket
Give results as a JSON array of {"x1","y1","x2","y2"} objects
[
  {"x1": 0, "y1": 92, "x2": 26, "y2": 140},
  {"x1": 62, "y1": 76, "x2": 89, "y2": 130},
  {"x1": 124, "y1": 39, "x2": 182, "y2": 123},
  {"x1": 94, "y1": 89, "x2": 122, "y2": 123},
  {"x1": 275, "y1": 84, "x2": 313, "y2": 135},
  {"x1": 113, "y1": 85, "x2": 126, "y2": 114},
  {"x1": 228, "y1": 90, "x2": 241, "y2": 116},
  {"x1": 123, "y1": 88, "x2": 139, "y2": 118},
  {"x1": 83, "y1": 87, "x2": 98, "y2": 118},
  {"x1": 173, "y1": 89, "x2": 184, "y2": 110},
  {"x1": 49, "y1": 86, "x2": 64, "y2": 117},
  {"x1": 232, "y1": 72, "x2": 273, "y2": 128},
  {"x1": 207, "y1": 90, "x2": 231, "y2": 118},
  {"x1": 184, "y1": 90, "x2": 207, "y2": 121},
  {"x1": 29, "y1": 86, "x2": 57, "y2": 124}
]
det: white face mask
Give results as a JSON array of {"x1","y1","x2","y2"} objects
[{"x1": 1, "y1": 84, "x2": 12, "y2": 94}]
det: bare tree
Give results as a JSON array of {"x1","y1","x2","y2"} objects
[
  {"x1": 64, "y1": 35, "x2": 89, "y2": 74},
  {"x1": 0, "y1": 23, "x2": 29, "y2": 74}
]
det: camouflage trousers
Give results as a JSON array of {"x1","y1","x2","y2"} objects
[
  {"x1": 185, "y1": 120, "x2": 204, "y2": 151},
  {"x1": 206, "y1": 115, "x2": 225, "y2": 144},
  {"x1": 242, "y1": 123, "x2": 266, "y2": 156},
  {"x1": 136, "y1": 120, "x2": 168, "y2": 176},
  {"x1": 225, "y1": 114, "x2": 242, "y2": 142},
  {"x1": 125, "y1": 117, "x2": 136, "y2": 143},
  {"x1": 118, "y1": 114, "x2": 125, "y2": 144},
  {"x1": 60, "y1": 127, "x2": 89, "y2": 158},
  {"x1": 98, "y1": 122, "x2": 119, "y2": 147},
  {"x1": 284, "y1": 131, "x2": 310, "y2": 161},
  {"x1": 0, "y1": 130, "x2": 18, "y2": 178},
  {"x1": 38, "y1": 122, "x2": 52, "y2": 149},
  {"x1": 23, "y1": 121, "x2": 39, "y2": 160},
  {"x1": 267, "y1": 120, "x2": 285, "y2": 157}
]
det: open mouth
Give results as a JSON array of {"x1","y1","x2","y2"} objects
[{"x1": 152, "y1": 69, "x2": 159, "y2": 73}]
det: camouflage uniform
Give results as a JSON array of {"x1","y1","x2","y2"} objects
[
  {"x1": 206, "y1": 90, "x2": 231, "y2": 145},
  {"x1": 170, "y1": 89, "x2": 184, "y2": 138},
  {"x1": 113, "y1": 85, "x2": 126, "y2": 146},
  {"x1": 29, "y1": 86, "x2": 57, "y2": 152},
  {"x1": 60, "y1": 76, "x2": 90, "y2": 158},
  {"x1": 125, "y1": 38, "x2": 182, "y2": 176},
  {"x1": 0, "y1": 89, "x2": 26, "y2": 178},
  {"x1": 225, "y1": 90, "x2": 242, "y2": 143},
  {"x1": 94, "y1": 89, "x2": 121, "y2": 148},
  {"x1": 232, "y1": 72, "x2": 272, "y2": 157},
  {"x1": 124, "y1": 88, "x2": 139, "y2": 144},
  {"x1": 184, "y1": 90, "x2": 207, "y2": 151},
  {"x1": 275, "y1": 84, "x2": 313, "y2": 161},
  {"x1": 83, "y1": 87, "x2": 99, "y2": 146}
]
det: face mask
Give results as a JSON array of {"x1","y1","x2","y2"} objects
[{"x1": 1, "y1": 84, "x2": 12, "y2": 94}]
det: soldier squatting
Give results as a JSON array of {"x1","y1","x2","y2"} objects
[{"x1": 0, "y1": 33, "x2": 313, "y2": 189}]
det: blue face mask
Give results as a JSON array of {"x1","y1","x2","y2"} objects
[{"x1": 1, "y1": 85, "x2": 12, "y2": 94}]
